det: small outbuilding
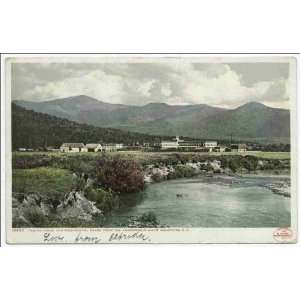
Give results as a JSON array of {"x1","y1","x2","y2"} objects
[{"x1": 60, "y1": 143, "x2": 85, "y2": 153}]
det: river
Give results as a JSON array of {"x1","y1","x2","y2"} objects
[{"x1": 103, "y1": 174, "x2": 291, "y2": 228}]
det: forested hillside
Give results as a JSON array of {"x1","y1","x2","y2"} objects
[{"x1": 12, "y1": 103, "x2": 161, "y2": 150}]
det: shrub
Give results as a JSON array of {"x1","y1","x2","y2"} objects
[
  {"x1": 151, "y1": 173, "x2": 163, "y2": 182},
  {"x1": 242, "y1": 155, "x2": 258, "y2": 171},
  {"x1": 12, "y1": 154, "x2": 53, "y2": 169},
  {"x1": 84, "y1": 186, "x2": 119, "y2": 213},
  {"x1": 174, "y1": 165, "x2": 196, "y2": 178},
  {"x1": 13, "y1": 210, "x2": 98, "y2": 228},
  {"x1": 58, "y1": 158, "x2": 94, "y2": 176},
  {"x1": 25, "y1": 207, "x2": 49, "y2": 227},
  {"x1": 201, "y1": 163, "x2": 214, "y2": 172},
  {"x1": 72, "y1": 176, "x2": 86, "y2": 192},
  {"x1": 96, "y1": 155, "x2": 145, "y2": 193},
  {"x1": 138, "y1": 212, "x2": 159, "y2": 225},
  {"x1": 228, "y1": 159, "x2": 241, "y2": 172}
]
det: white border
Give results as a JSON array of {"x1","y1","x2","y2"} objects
[{"x1": 2, "y1": 54, "x2": 298, "y2": 244}]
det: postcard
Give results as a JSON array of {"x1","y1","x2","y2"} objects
[{"x1": 3, "y1": 54, "x2": 297, "y2": 244}]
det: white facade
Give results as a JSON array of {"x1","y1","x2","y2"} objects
[
  {"x1": 204, "y1": 141, "x2": 218, "y2": 148},
  {"x1": 204, "y1": 141, "x2": 217, "y2": 152},
  {"x1": 161, "y1": 140, "x2": 179, "y2": 149},
  {"x1": 85, "y1": 143, "x2": 102, "y2": 152},
  {"x1": 115, "y1": 144, "x2": 124, "y2": 150}
]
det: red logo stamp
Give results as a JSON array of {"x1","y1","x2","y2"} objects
[{"x1": 273, "y1": 228, "x2": 294, "y2": 242}]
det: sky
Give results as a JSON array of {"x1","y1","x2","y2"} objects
[{"x1": 11, "y1": 61, "x2": 290, "y2": 109}]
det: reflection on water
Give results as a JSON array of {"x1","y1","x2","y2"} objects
[{"x1": 104, "y1": 175, "x2": 291, "y2": 228}]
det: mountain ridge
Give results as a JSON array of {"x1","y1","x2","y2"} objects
[{"x1": 13, "y1": 95, "x2": 290, "y2": 143}]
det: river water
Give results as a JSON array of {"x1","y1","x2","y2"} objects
[{"x1": 104, "y1": 174, "x2": 290, "y2": 228}]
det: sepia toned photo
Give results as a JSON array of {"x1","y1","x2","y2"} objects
[{"x1": 4, "y1": 55, "x2": 297, "y2": 244}]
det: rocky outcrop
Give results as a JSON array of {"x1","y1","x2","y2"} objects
[
  {"x1": 12, "y1": 193, "x2": 53, "y2": 227},
  {"x1": 56, "y1": 191, "x2": 101, "y2": 221},
  {"x1": 12, "y1": 191, "x2": 102, "y2": 227},
  {"x1": 264, "y1": 182, "x2": 291, "y2": 197},
  {"x1": 143, "y1": 160, "x2": 223, "y2": 183}
]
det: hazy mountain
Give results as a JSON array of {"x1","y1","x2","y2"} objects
[
  {"x1": 14, "y1": 95, "x2": 126, "y2": 120},
  {"x1": 14, "y1": 96, "x2": 290, "y2": 143}
]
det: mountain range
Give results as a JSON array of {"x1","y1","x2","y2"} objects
[{"x1": 14, "y1": 95, "x2": 290, "y2": 143}]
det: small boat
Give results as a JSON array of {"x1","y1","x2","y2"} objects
[{"x1": 176, "y1": 193, "x2": 183, "y2": 198}]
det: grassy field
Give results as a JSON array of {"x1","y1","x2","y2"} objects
[
  {"x1": 12, "y1": 150, "x2": 290, "y2": 197},
  {"x1": 244, "y1": 151, "x2": 290, "y2": 159},
  {"x1": 12, "y1": 167, "x2": 76, "y2": 194},
  {"x1": 13, "y1": 150, "x2": 291, "y2": 160}
]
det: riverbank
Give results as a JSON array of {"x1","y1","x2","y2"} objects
[
  {"x1": 102, "y1": 158, "x2": 291, "y2": 227},
  {"x1": 12, "y1": 153, "x2": 291, "y2": 228},
  {"x1": 104, "y1": 174, "x2": 291, "y2": 228},
  {"x1": 142, "y1": 157, "x2": 290, "y2": 184}
]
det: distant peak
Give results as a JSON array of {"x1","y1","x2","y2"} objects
[
  {"x1": 144, "y1": 102, "x2": 169, "y2": 107},
  {"x1": 237, "y1": 101, "x2": 268, "y2": 110},
  {"x1": 63, "y1": 95, "x2": 100, "y2": 102},
  {"x1": 31, "y1": 95, "x2": 99, "y2": 104}
]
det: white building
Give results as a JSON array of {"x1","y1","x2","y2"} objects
[
  {"x1": 85, "y1": 143, "x2": 102, "y2": 152},
  {"x1": 115, "y1": 143, "x2": 124, "y2": 150},
  {"x1": 178, "y1": 141, "x2": 202, "y2": 150},
  {"x1": 102, "y1": 144, "x2": 117, "y2": 152},
  {"x1": 204, "y1": 141, "x2": 218, "y2": 152},
  {"x1": 160, "y1": 136, "x2": 182, "y2": 150},
  {"x1": 161, "y1": 140, "x2": 179, "y2": 150},
  {"x1": 60, "y1": 143, "x2": 85, "y2": 152}
]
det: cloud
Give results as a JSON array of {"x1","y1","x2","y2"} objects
[
  {"x1": 21, "y1": 69, "x2": 123, "y2": 103},
  {"x1": 11, "y1": 61, "x2": 290, "y2": 108}
]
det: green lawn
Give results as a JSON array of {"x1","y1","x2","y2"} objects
[
  {"x1": 12, "y1": 151, "x2": 101, "y2": 157},
  {"x1": 193, "y1": 151, "x2": 290, "y2": 159},
  {"x1": 13, "y1": 150, "x2": 290, "y2": 162},
  {"x1": 242, "y1": 151, "x2": 290, "y2": 159},
  {"x1": 12, "y1": 167, "x2": 76, "y2": 194}
]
